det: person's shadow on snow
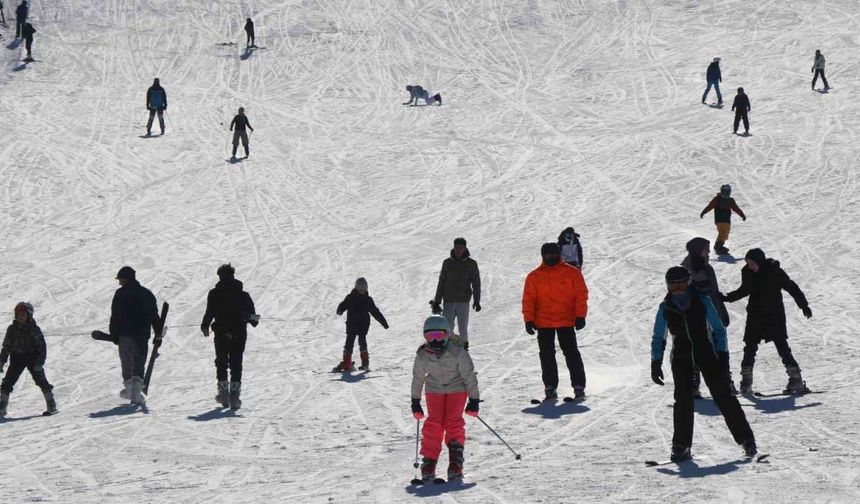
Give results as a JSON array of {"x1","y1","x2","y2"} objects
[
  {"x1": 6, "y1": 39, "x2": 20, "y2": 50},
  {"x1": 657, "y1": 459, "x2": 744, "y2": 478},
  {"x1": 716, "y1": 255, "x2": 740, "y2": 264},
  {"x1": 0, "y1": 414, "x2": 44, "y2": 423},
  {"x1": 331, "y1": 372, "x2": 378, "y2": 383},
  {"x1": 187, "y1": 408, "x2": 241, "y2": 421},
  {"x1": 405, "y1": 481, "x2": 477, "y2": 496},
  {"x1": 89, "y1": 404, "x2": 148, "y2": 418},
  {"x1": 240, "y1": 48, "x2": 255, "y2": 61},
  {"x1": 521, "y1": 401, "x2": 589, "y2": 419},
  {"x1": 747, "y1": 395, "x2": 822, "y2": 414}
]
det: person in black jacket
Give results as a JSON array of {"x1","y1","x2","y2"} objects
[
  {"x1": 0, "y1": 302, "x2": 57, "y2": 417},
  {"x1": 723, "y1": 249, "x2": 812, "y2": 395},
  {"x1": 21, "y1": 21, "x2": 35, "y2": 61},
  {"x1": 110, "y1": 266, "x2": 159, "y2": 405},
  {"x1": 201, "y1": 264, "x2": 258, "y2": 410},
  {"x1": 557, "y1": 227, "x2": 583, "y2": 268},
  {"x1": 14, "y1": 0, "x2": 27, "y2": 38},
  {"x1": 333, "y1": 278, "x2": 388, "y2": 372},
  {"x1": 244, "y1": 18, "x2": 255, "y2": 48},
  {"x1": 230, "y1": 107, "x2": 254, "y2": 160},
  {"x1": 700, "y1": 184, "x2": 746, "y2": 255},
  {"x1": 731, "y1": 87, "x2": 751, "y2": 135},
  {"x1": 702, "y1": 57, "x2": 722, "y2": 105},
  {"x1": 145, "y1": 78, "x2": 167, "y2": 136}
]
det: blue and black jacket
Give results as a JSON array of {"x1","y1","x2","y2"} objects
[{"x1": 651, "y1": 289, "x2": 727, "y2": 366}]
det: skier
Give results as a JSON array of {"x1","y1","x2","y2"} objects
[
  {"x1": 651, "y1": 267, "x2": 757, "y2": 462},
  {"x1": 403, "y1": 85, "x2": 442, "y2": 106},
  {"x1": 557, "y1": 227, "x2": 583, "y2": 268},
  {"x1": 0, "y1": 303, "x2": 57, "y2": 417},
  {"x1": 731, "y1": 87, "x2": 751, "y2": 135},
  {"x1": 145, "y1": 78, "x2": 167, "y2": 136},
  {"x1": 244, "y1": 18, "x2": 255, "y2": 48},
  {"x1": 429, "y1": 237, "x2": 481, "y2": 350},
  {"x1": 702, "y1": 57, "x2": 723, "y2": 105},
  {"x1": 522, "y1": 243, "x2": 589, "y2": 401},
  {"x1": 110, "y1": 266, "x2": 159, "y2": 406},
  {"x1": 229, "y1": 107, "x2": 254, "y2": 160},
  {"x1": 201, "y1": 264, "x2": 258, "y2": 410},
  {"x1": 699, "y1": 184, "x2": 746, "y2": 255},
  {"x1": 21, "y1": 20, "x2": 34, "y2": 61},
  {"x1": 411, "y1": 315, "x2": 479, "y2": 482},
  {"x1": 811, "y1": 49, "x2": 829, "y2": 91},
  {"x1": 722, "y1": 249, "x2": 812, "y2": 395},
  {"x1": 333, "y1": 277, "x2": 388, "y2": 372},
  {"x1": 14, "y1": 0, "x2": 26, "y2": 39}
]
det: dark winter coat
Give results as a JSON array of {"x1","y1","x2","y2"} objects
[
  {"x1": 21, "y1": 22, "x2": 35, "y2": 41},
  {"x1": 433, "y1": 248, "x2": 481, "y2": 304},
  {"x1": 336, "y1": 289, "x2": 388, "y2": 335},
  {"x1": 230, "y1": 114, "x2": 252, "y2": 132},
  {"x1": 201, "y1": 278, "x2": 256, "y2": 337},
  {"x1": 706, "y1": 62, "x2": 721, "y2": 82},
  {"x1": 0, "y1": 320, "x2": 46, "y2": 367},
  {"x1": 16, "y1": 2, "x2": 27, "y2": 22},
  {"x1": 682, "y1": 254, "x2": 730, "y2": 326},
  {"x1": 732, "y1": 93, "x2": 750, "y2": 112},
  {"x1": 725, "y1": 259, "x2": 808, "y2": 343},
  {"x1": 700, "y1": 195, "x2": 745, "y2": 224},
  {"x1": 651, "y1": 289, "x2": 728, "y2": 365},
  {"x1": 110, "y1": 279, "x2": 159, "y2": 341},
  {"x1": 557, "y1": 227, "x2": 583, "y2": 268},
  {"x1": 245, "y1": 20, "x2": 255, "y2": 36},
  {"x1": 146, "y1": 85, "x2": 167, "y2": 110}
]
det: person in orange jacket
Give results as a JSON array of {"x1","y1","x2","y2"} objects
[{"x1": 522, "y1": 243, "x2": 590, "y2": 401}]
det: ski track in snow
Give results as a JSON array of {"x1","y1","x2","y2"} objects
[{"x1": 1, "y1": 0, "x2": 859, "y2": 502}]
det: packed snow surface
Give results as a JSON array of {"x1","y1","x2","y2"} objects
[{"x1": 1, "y1": 0, "x2": 859, "y2": 502}]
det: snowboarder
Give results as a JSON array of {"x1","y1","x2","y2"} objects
[
  {"x1": 699, "y1": 184, "x2": 746, "y2": 256},
  {"x1": 430, "y1": 237, "x2": 481, "y2": 349},
  {"x1": 110, "y1": 266, "x2": 159, "y2": 406},
  {"x1": 333, "y1": 277, "x2": 388, "y2": 372},
  {"x1": 21, "y1": 20, "x2": 34, "y2": 61},
  {"x1": 403, "y1": 85, "x2": 442, "y2": 106},
  {"x1": 244, "y1": 18, "x2": 255, "y2": 48},
  {"x1": 522, "y1": 243, "x2": 590, "y2": 400},
  {"x1": 731, "y1": 87, "x2": 751, "y2": 135},
  {"x1": 0, "y1": 303, "x2": 57, "y2": 417},
  {"x1": 702, "y1": 57, "x2": 723, "y2": 105},
  {"x1": 201, "y1": 264, "x2": 258, "y2": 410},
  {"x1": 411, "y1": 315, "x2": 479, "y2": 482},
  {"x1": 557, "y1": 227, "x2": 583, "y2": 268},
  {"x1": 14, "y1": 0, "x2": 26, "y2": 38},
  {"x1": 651, "y1": 267, "x2": 757, "y2": 462},
  {"x1": 811, "y1": 49, "x2": 829, "y2": 91},
  {"x1": 722, "y1": 249, "x2": 812, "y2": 395},
  {"x1": 145, "y1": 78, "x2": 167, "y2": 136},
  {"x1": 229, "y1": 107, "x2": 254, "y2": 160}
]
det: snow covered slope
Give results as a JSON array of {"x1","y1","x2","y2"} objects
[{"x1": 1, "y1": 0, "x2": 859, "y2": 502}]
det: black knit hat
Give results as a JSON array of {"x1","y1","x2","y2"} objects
[
  {"x1": 745, "y1": 248, "x2": 766, "y2": 266},
  {"x1": 665, "y1": 266, "x2": 691, "y2": 284},
  {"x1": 217, "y1": 263, "x2": 235, "y2": 280},
  {"x1": 541, "y1": 243, "x2": 560, "y2": 256},
  {"x1": 116, "y1": 266, "x2": 136, "y2": 280},
  {"x1": 453, "y1": 237, "x2": 467, "y2": 246},
  {"x1": 686, "y1": 237, "x2": 710, "y2": 256}
]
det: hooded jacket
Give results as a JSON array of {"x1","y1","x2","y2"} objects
[
  {"x1": 732, "y1": 92, "x2": 751, "y2": 112},
  {"x1": 336, "y1": 289, "x2": 387, "y2": 334},
  {"x1": 557, "y1": 227, "x2": 583, "y2": 268},
  {"x1": 651, "y1": 289, "x2": 728, "y2": 365},
  {"x1": 522, "y1": 261, "x2": 589, "y2": 328},
  {"x1": 682, "y1": 238, "x2": 729, "y2": 326},
  {"x1": 110, "y1": 279, "x2": 159, "y2": 340},
  {"x1": 433, "y1": 248, "x2": 481, "y2": 304},
  {"x1": 201, "y1": 278, "x2": 256, "y2": 337},
  {"x1": 0, "y1": 319, "x2": 46, "y2": 367},
  {"x1": 411, "y1": 342, "x2": 479, "y2": 399}
]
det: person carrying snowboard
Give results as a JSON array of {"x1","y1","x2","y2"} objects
[
  {"x1": 731, "y1": 87, "x2": 751, "y2": 135},
  {"x1": 651, "y1": 267, "x2": 757, "y2": 462},
  {"x1": 557, "y1": 227, "x2": 583, "y2": 268},
  {"x1": 702, "y1": 57, "x2": 722, "y2": 105},
  {"x1": 201, "y1": 264, "x2": 258, "y2": 410},
  {"x1": 811, "y1": 49, "x2": 829, "y2": 91},
  {"x1": 722, "y1": 248, "x2": 812, "y2": 395},
  {"x1": 333, "y1": 277, "x2": 388, "y2": 372},
  {"x1": 229, "y1": 107, "x2": 254, "y2": 160},
  {"x1": 522, "y1": 242, "x2": 590, "y2": 401},
  {"x1": 0, "y1": 303, "x2": 57, "y2": 417},
  {"x1": 145, "y1": 78, "x2": 167, "y2": 136},
  {"x1": 403, "y1": 85, "x2": 442, "y2": 106},
  {"x1": 430, "y1": 237, "x2": 481, "y2": 350},
  {"x1": 14, "y1": 0, "x2": 26, "y2": 38},
  {"x1": 411, "y1": 315, "x2": 479, "y2": 482},
  {"x1": 700, "y1": 184, "x2": 746, "y2": 256},
  {"x1": 21, "y1": 20, "x2": 34, "y2": 61},
  {"x1": 110, "y1": 266, "x2": 159, "y2": 406},
  {"x1": 244, "y1": 18, "x2": 255, "y2": 48}
]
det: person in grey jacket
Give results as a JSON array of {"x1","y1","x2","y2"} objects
[
  {"x1": 811, "y1": 50, "x2": 829, "y2": 90},
  {"x1": 430, "y1": 237, "x2": 481, "y2": 348}
]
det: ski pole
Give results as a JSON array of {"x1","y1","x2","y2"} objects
[
  {"x1": 413, "y1": 419, "x2": 421, "y2": 468},
  {"x1": 476, "y1": 415, "x2": 521, "y2": 460},
  {"x1": 165, "y1": 110, "x2": 175, "y2": 131}
]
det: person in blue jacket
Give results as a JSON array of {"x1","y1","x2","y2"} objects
[
  {"x1": 702, "y1": 57, "x2": 722, "y2": 105},
  {"x1": 651, "y1": 266, "x2": 756, "y2": 462},
  {"x1": 145, "y1": 78, "x2": 168, "y2": 136}
]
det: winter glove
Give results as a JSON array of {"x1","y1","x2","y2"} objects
[
  {"x1": 429, "y1": 300, "x2": 442, "y2": 315},
  {"x1": 201, "y1": 325, "x2": 210, "y2": 337},
  {"x1": 525, "y1": 321, "x2": 536, "y2": 335},
  {"x1": 411, "y1": 398, "x2": 424, "y2": 420},
  {"x1": 381, "y1": 321, "x2": 389, "y2": 330},
  {"x1": 473, "y1": 302, "x2": 481, "y2": 312},
  {"x1": 699, "y1": 212, "x2": 705, "y2": 219},
  {"x1": 575, "y1": 317, "x2": 586, "y2": 331},
  {"x1": 651, "y1": 361, "x2": 664, "y2": 386},
  {"x1": 718, "y1": 292, "x2": 729, "y2": 302},
  {"x1": 802, "y1": 306, "x2": 813, "y2": 319},
  {"x1": 742, "y1": 216, "x2": 747, "y2": 221},
  {"x1": 465, "y1": 398, "x2": 480, "y2": 417}
]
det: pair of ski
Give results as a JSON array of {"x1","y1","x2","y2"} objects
[
  {"x1": 645, "y1": 453, "x2": 769, "y2": 467},
  {"x1": 752, "y1": 389, "x2": 823, "y2": 398},
  {"x1": 410, "y1": 476, "x2": 463, "y2": 486},
  {"x1": 529, "y1": 396, "x2": 585, "y2": 405}
]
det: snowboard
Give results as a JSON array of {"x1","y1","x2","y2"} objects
[{"x1": 142, "y1": 302, "x2": 170, "y2": 395}]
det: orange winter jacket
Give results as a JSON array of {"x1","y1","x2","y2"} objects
[{"x1": 522, "y1": 262, "x2": 589, "y2": 328}]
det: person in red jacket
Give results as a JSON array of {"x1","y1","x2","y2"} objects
[{"x1": 522, "y1": 243, "x2": 590, "y2": 401}]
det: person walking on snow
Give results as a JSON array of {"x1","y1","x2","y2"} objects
[
  {"x1": 722, "y1": 248, "x2": 812, "y2": 395},
  {"x1": 244, "y1": 18, "x2": 255, "y2": 48},
  {"x1": 430, "y1": 237, "x2": 481, "y2": 350},
  {"x1": 230, "y1": 107, "x2": 254, "y2": 160},
  {"x1": 651, "y1": 267, "x2": 757, "y2": 462},
  {"x1": 702, "y1": 57, "x2": 722, "y2": 105},
  {"x1": 333, "y1": 277, "x2": 388, "y2": 372},
  {"x1": 403, "y1": 85, "x2": 442, "y2": 106},
  {"x1": 14, "y1": 0, "x2": 26, "y2": 38},
  {"x1": 0, "y1": 303, "x2": 57, "y2": 417},
  {"x1": 731, "y1": 87, "x2": 751, "y2": 135},
  {"x1": 700, "y1": 184, "x2": 746, "y2": 256},
  {"x1": 145, "y1": 78, "x2": 167, "y2": 136},
  {"x1": 21, "y1": 20, "x2": 34, "y2": 61},
  {"x1": 522, "y1": 243, "x2": 590, "y2": 401},
  {"x1": 411, "y1": 315, "x2": 479, "y2": 482},
  {"x1": 557, "y1": 227, "x2": 583, "y2": 268},
  {"x1": 110, "y1": 266, "x2": 159, "y2": 406},
  {"x1": 811, "y1": 50, "x2": 829, "y2": 91}
]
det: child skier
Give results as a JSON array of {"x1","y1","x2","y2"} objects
[
  {"x1": 0, "y1": 302, "x2": 57, "y2": 417},
  {"x1": 403, "y1": 85, "x2": 442, "y2": 106},
  {"x1": 333, "y1": 278, "x2": 388, "y2": 372},
  {"x1": 700, "y1": 184, "x2": 746, "y2": 255},
  {"x1": 411, "y1": 315, "x2": 480, "y2": 482},
  {"x1": 731, "y1": 87, "x2": 751, "y2": 135},
  {"x1": 557, "y1": 227, "x2": 583, "y2": 268}
]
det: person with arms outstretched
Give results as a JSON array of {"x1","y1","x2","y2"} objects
[{"x1": 700, "y1": 184, "x2": 746, "y2": 255}]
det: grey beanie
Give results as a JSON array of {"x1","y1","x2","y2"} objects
[{"x1": 355, "y1": 277, "x2": 368, "y2": 289}]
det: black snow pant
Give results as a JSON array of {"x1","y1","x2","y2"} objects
[
  {"x1": 343, "y1": 333, "x2": 368, "y2": 355},
  {"x1": 147, "y1": 109, "x2": 165, "y2": 134},
  {"x1": 741, "y1": 338, "x2": 798, "y2": 369},
  {"x1": 232, "y1": 130, "x2": 249, "y2": 157},
  {"x1": 214, "y1": 332, "x2": 247, "y2": 383},
  {"x1": 118, "y1": 336, "x2": 149, "y2": 381},
  {"x1": 812, "y1": 69, "x2": 829, "y2": 89},
  {"x1": 537, "y1": 327, "x2": 586, "y2": 391},
  {"x1": 1, "y1": 352, "x2": 52, "y2": 394},
  {"x1": 24, "y1": 38, "x2": 31, "y2": 58},
  {"x1": 671, "y1": 354, "x2": 753, "y2": 449},
  {"x1": 246, "y1": 32, "x2": 255, "y2": 47},
  {"x1": 733, "y1": 110, "x2": 749, "y2": 133}
]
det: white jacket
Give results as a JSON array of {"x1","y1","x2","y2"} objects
[{"x1": 411, "y1": 343, "x2": 479, "y2": 399}]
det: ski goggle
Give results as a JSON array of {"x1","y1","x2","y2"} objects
[
  {"x1": 424, "y1": 330, "x2": 448, "y2": 342},
  {"x1": 667, "y1": 281, "x2": 689, "y2": 293}
]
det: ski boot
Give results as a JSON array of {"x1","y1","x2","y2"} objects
[
  {"x1": 742, "y1": 439, "x2": 758, "y2": 458},
  {"x1": 42, "y1": 389, "x2": 58, "y2": 416},
  {"x1": 420, "y1": 457, "x2": 437, "y2": 482},
  {"x1": 447, "y1": 440, "x2": 464, "y2": 481},
  {"x1": 784, "y1": 366, "x2": 809, "y2": 395},
  {"x1": 670, "y1": 444, "x2": 692, "y2": 463},
  {"x1": 215, "y1": 381, "x2": 230, "y2": 408},
  {"x1": 544, "y1": 388, "x2": 558, "y2": 401},
  {"x1": 714, "y1": 241, "x2": 729, "y2": 255},
  {"x1": 120, "y1": 379, "x2": 131, "y2": 400},
  {"x1": 333, "y1": 353, "x2": 354, "y2": 373},
  {"x1": 229, "y1": 382, "x2": 242, "y2": 411},
  {"x1": 358, "y1": 351, "x2": 370, "y2": 371},
  {"x1": 130, "y1": 377, "x2": 146, "y2": 406},
  {"x1": 0, "y1": 392, "x2": 9, "y2": 417},
  {"x1": 573, "y1": 386, "x2": 586, "y2": 401},
  {"x1": 739, "y1": 367, "x2": 753, "y2": 395}
]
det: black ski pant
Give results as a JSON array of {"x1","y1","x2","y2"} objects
[
  {"x1": 537, "y1": 327, "x2": 586, "y2": 391},
  {"x1": 214, "y1": 332, "x2": 246, "y2": 383},
  {"x1": 246, "y1": 33, "x2": 255, "y2": 47},
  {"x1": 733, "y1": 110, "x2": 749, "y2": 133},
  {"x1": 1, "y1": 352, "x2": 52, "y2": 394},
  {"x1": 24, "y1": 37, "x2": 31, "y2": 58},
  {"x1": 671, "y1": 354, "x2": 753, "y2": 449},
  {"x1": 118, "y1": 336, "x2": 149, "y2": 381},
  {"x1": 812, "y1": 69, "x2": 829, "y2": 89},
  {"x1": 232, "y1": 130, "x2": 249, "y2": 157},
  {"x1": 740, "y1": 337, "x2": 798, "y2": 369},
  {"x1": 147, "y1": 109, "x2": 165, "y2": 133},
  {"x1": 343, "y1": 332, "x2": 368, "y2": 355}
]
